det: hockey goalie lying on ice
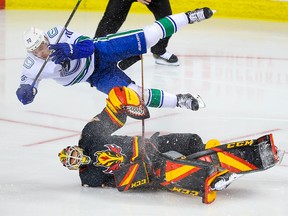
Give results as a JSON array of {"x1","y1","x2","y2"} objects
[{"x1": 58, "y1": 86, "x2": 284, "y2": 204}]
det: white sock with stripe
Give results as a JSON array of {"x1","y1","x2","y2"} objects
[{"x1": 143, "y1": 13, "x2": 188, "y2": 48}]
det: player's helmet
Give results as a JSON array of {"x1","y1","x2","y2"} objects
[
  {"x1": 58, "y1": 146, "x2": 91, "y2": 170},
  {"x1": 23, "y1": 27, "x2": 47, "y2": 52}
]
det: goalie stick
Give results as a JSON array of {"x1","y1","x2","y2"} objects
[{"x1": 31, "y1": 0, "x2": 82, "y2": 87}]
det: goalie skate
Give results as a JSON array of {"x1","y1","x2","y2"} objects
[{"x1": 210, "y1": 172, "x2": 243, "y2": 191}]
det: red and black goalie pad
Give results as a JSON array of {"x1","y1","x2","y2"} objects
[
  {"x1": 155, "y1": 155, "x2": 219, "y2": 204},
  {"x1": 113, "y1": 162, "x2": 149, "y2": 192},
  {"x1": 194, "y1": 134, "x2": 279, "y2": 174}
]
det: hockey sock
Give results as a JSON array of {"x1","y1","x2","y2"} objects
[
  {"x1": 143, "y1": 13, "x2": 188, "y2": 48},
  {"x1": 145, "y1": 89, "x2": 177, "y2": 108},
  {"x1": 127, "y1": 84, "x2": 177, "y2": 108}
]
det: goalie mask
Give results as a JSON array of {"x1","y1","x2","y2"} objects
[{"x1": 58, "y1": 146, "x2": 91, "y2": 170}]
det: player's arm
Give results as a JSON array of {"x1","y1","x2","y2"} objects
[
  {"x1": 16, "y1": 72, "x2": 39, "y2": 105},
  {"x1": 16, "y1": 84, "x2": 38, "y2": 105},
  {"x1": 48, "y1": 35, "x2": 94, "y2": 64}
]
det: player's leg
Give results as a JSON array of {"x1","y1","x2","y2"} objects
[
  {"x1": 95, "y1": 0, "x2": 141, "y2": 71},
  {"x1": 128, "y1": 83, "x2": 201, "y2": 110},
  {"x1": 88, "y1": 62, "x2": 202, "y2": 111},
  {"x1": 94, "y1": 0, "x2": 132, "y2": 38},
  {"x1": 90, "y1": 66, "x2": 133, "y2": 94},
  {"x1": 95, "y1": 8, "x2": 214, "y2": 64},
  {"x1": 94, "y1": 28, "x2": 147, "y2": 63},
  {"x1": 143, "y1": 7, "x2": 214, "y2": 49},
  {"x1": 147, "y1": 0, "x2": 179, "y2": 66}
]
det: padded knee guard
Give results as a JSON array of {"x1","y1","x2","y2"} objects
[{"x1": 154, "y1": 153, "x2": 219, "y2": 204}]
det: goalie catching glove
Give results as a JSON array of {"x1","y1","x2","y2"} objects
[{"x1": 106, "y1": 86, "x2": 150, "y2": 120}]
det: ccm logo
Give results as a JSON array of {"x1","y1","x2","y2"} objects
[
  {"x1": 227, "y1": 140, "x2": 254, "y2": 148},
  {"x1": 171, "y1": 187, "x2": 199, "y2": 196},
  {"x1": 131, "y1": 179, "x2": 147, "y2": 188}
]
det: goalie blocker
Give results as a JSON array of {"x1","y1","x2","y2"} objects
[{"x1": 113, "y1": 133, "x2": 282, "y2": 204}]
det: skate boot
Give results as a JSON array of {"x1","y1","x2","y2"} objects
[
  {"x1": 153, "y1": 52, "x2": 180, "y2": 66},
  {"x1": 185, "y1": 7, "x2": 214, "y2": 24},
  {"x1": 118, "y1": 55, "x2": 141, "y2": 70},
  {"x1": 210, "y1": 172, "x2": 243, "y2": 191},
  {"x1": 176, "y1": 93, "x2": 200, "y2": 111}
]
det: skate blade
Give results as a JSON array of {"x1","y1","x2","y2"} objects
[
  {"x1": 155, "y1": 59, "x2": 180, "y2": 66},
  {"x1": 196, "y1": 95, "x2": 206, "y2": 108},
  {"x1": 212, "y1": 173, "x2": 243, "y2": 191}
]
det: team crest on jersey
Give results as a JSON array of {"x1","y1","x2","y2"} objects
[
  {"x1": 94, "y1": 144, "x2": 126, "y2": 174},
  {"x1": 47, "y1": 27, "x2": 58, "y2": 38},
  {"x1": 23, "y1": 57, "x2": 35, "y2": 69}
]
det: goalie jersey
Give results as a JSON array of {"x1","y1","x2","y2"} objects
[{"x1": 76, "y1": 105, "x2": 206, "y2": 189}]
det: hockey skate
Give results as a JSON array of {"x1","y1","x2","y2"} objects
[
  {"x1": 176, "y1": 94, "x2": 206, "y2": 111},
  {"x1": 185, "y1": 7, "x2": 214, "y2": 24},
  {"x1": 210, "y1": 172, "x2": 243, "y2": 191},
  {"x1": 118, "y1": 55, "x2": 141, "y2": 70},
  {"x1": 153, "y1": 52, "x2": 180, "y2": 66}
]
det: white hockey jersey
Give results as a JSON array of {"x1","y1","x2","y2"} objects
[{"x1": 20, "y1": 26, "x2": 95, "y2": 88}]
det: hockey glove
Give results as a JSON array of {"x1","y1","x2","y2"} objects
[
  {"x1": 49, "y1": 43, "x2": 74, "y2": 64},
  {"x1": 106, "y1": 86, "x2": 150, "y2": 120},
  {"x1": 49, "y1": 40, "x2": 94, "y2": 65},
  {"x1": 16, "y1": 84, "x2": 38, "y2": 105}
]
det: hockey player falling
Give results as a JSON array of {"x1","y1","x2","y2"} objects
[
  {"x1": 16, "y1": 7, "x2": 213, "y2": 110},
  {"x1": 58, "y1": 86, "x2": 284, "y2": 204}
]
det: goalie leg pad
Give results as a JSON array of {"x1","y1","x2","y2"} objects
[
  {"x1": 113, "y1": 162, "x2": 150, "y2": 192},
  {"x1": 207, "y1": 134, "x2": 280, "y2": 174},
  {"x1": 155, "y1": 155, "x2": 219, "y2": 204}
]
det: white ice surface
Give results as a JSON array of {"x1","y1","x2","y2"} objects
[{"x1": 0, "y1": 10, "x2": 288, "y2": 216}]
